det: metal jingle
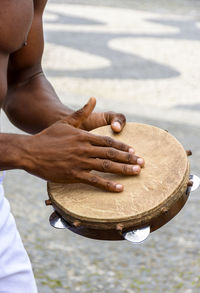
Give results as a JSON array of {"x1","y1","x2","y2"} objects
[
  {"x1": 123, "y1": 226, "x2": 150, "y2": 244},
  {"x1": 49, "y1": 211, "x2": 70, "y2": 229},
  {"x1": 188, "y1": 175, "x2": 200, "y2": 192}
]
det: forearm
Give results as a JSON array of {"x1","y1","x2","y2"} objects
[
  {"x1": 3, "y1": 72, "x2": 73, "y2": 134},
  {"x1": 0, "y1": 133, "x2": 31, "y2": 170}
]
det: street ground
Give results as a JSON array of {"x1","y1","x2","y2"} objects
[{"x1": 2, "y1": 1, "x2": 200, "y2": 292}]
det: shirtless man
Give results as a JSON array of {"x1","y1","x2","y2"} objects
[{"x1": 0, "y1": 1, "x2": 144, "y2": 292}]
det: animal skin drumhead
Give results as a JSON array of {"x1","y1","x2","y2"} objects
[{"x1": 48, "y1": 123, "x2": 189, "y2": 228}]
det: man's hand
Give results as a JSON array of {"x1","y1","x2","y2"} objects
[
  {"x1": 25, "y1": 98, "x2": 144, "y2": 192},
  {"x1": 80, "y1": 98, "x2": 126, "y2": 133}
]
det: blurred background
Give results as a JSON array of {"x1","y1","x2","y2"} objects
[{"x1": 2, "y1": 0, "x2": 200, "y2": 292}]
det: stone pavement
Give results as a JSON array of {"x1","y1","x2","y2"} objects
[{"x1": 2, "y1": 1, "x2": 200, "y2": 292}]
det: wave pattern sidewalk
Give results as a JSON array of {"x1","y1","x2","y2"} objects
[{"x1": 3, "y1": 1, "x2": 200, "y2": 292}]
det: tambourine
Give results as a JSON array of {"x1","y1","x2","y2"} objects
[{"x1": 46, "y1": 123, "x2": 199, "y2": 244}]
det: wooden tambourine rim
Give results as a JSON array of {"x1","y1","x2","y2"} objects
[{"x1": 47, "y1": 123, "x2": 190, "y2": 232}]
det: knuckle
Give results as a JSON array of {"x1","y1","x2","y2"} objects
[
  {"x1": 105, "y1": 111, "x2": 115, "y2": 121},
  {"x1": 87, "y1": 133, "x2": 95, "y2": 142},
  {"x1": 76, "y1": 132, "x2": 84, "y2": 141},
  {"x1": 117, "y1": 113, "x2": 126, "y2": 123},
  {"x1": 102, "y1": 160, "x2": 111, "y2": 171},
  {"x1": 119, "y1": 143, "x2": 127, "y2": 151},
  {"x1": 104, "y1": 136, "x2": 114, "y2": 146},
  {"x1": 70, "y1": 169, "x2": 78, "y2": 177},
  {"x1": 80, "y1": 158, "x2": 90, "y2": 169},
  {"x1": 107, "y1": 148, "x2": 116, "y2": 159},
  {"x1": 90, "y1": 176, "x2": 98, "y2": 184},
  {"x1": 78, "y1": 133, "x2": 90, "y2": 144},
  {"x1": 122, "y1": 164, "x2": 128, "y2": 174},
  {"x1": 65, "y1": 169, "x2": 72, "y2": 176},
  {"x1": 95, "y1": 158, "x2": 101, "y2": 166},
  {"x1": 81, "y1": 147, "x2": 90, "y2": 156},
  {"x1": 74, "y1": 108, "x2": 84, "y2": 117},
  {"x1": 71, "y1": 147, "x2": 81, "y2": 155},
  {"x1": 127, "y1": 153, "x2": 132, "y2": 163}
]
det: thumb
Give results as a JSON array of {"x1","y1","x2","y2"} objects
[
  {"x1": 64, "y1": 97, "x2": 96, "y2": 128},
  {"x1": 104, "y1": 112, "x2": 126, "y2": 133}
]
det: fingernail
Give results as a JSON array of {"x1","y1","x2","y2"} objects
[
  {"x1": 116, "y1": 184, "x2": 123, "y2": 191},
  {"x1": 132, "y1": 165, "x2": 140, "y2": 173},
  {"x1": 113, "y1": 122, "x2": 121, "y2": 131},
  {"x1": 129, "y1": 148, "x2": 135, "y2": 154},
  {"x1": 137, "y1": 158, "x2": 144, "y2": 166}
]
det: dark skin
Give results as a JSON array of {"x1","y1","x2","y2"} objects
[{"x1": 0, "y1": 0, "x2": 144, "y2": 192}]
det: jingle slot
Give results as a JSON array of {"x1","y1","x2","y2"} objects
[
  {"x1": 49, "y1": 211, "x2": 70, "y2": 229},
  {"x1": 188, "y1": 175, "x2": 200, "y2": 192},
  {"x1": 123, "y1": 226, "x2": 150, "y2": 244}
]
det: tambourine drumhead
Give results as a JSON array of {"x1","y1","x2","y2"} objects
[{"x1": 48, "y1": 123, "x2": 190, "y2": 240}]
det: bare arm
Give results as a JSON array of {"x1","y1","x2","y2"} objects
[
  {"x1": 4, "y1": 2, "x2": 127, "y2": 134},
  {"x1": 4, "y1": 3, "x2": 73, "y2": 134},
  {"x1": 5, "y1": 72, "x2": 73, "y2": 134}
]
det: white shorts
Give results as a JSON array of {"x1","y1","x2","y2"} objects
[{"x1": 0, "y1": 175, "x2": 38, "y2": 293}]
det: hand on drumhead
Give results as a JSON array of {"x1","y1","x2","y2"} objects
[
  {"x1": 24, "y1": 98, "x2": 144, "y2": 192},
  {"x1": 79, "y1": 97, "x2": 126, "y2": 133}
]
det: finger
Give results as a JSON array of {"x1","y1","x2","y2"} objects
[
  {"x1": 77, "y1": 172, "x2": 124, "y2": 192},
  {"x1": 88, "y1": 133, "x2": 135, "y2": 154},
  {"x1": 89, "y1": 147, "x2": 144, "y2": 167},
  {"x1": 64, "y1": 97, "x2": 96, "y2": 128},
  {"x1": 88, "y1": 159, "x2": 141, "y2": 175},
  {"x1": 104, "y1": 112, "x2": 126, "y2": 133}
]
